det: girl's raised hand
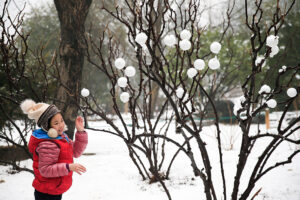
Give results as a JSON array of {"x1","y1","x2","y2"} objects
[{"x1": 75, "y1": 116, "x2": 85, "y2": 132}]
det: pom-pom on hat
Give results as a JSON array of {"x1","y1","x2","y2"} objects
[{"x1": 20, "y1": 99, "x2": 60, "y2": 132}]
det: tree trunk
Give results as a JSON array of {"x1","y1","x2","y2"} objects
[
  {"x1": 150, "y1": 0, "x2": 163, "y2": 119},
  {"x1": 54, "y1": 0, "x2": 92, "y2": 139}
]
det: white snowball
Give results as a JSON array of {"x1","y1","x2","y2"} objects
[
  {"x1": 208, "y1": 57, "x2": 220, "y2": 70},
  {"x1": 179, "y1": 39, "x2": 191, "y2": 51},
  {"x1": 81, "y1": 88, "x2": 90, "y2": 97},
  {"x1": 266, "y1": 99, "x2": 277, "y2": 108},
  {"x1": 120, "y1": 92, "x2": 130, "y2": 103},
  {"x1": 210, "y1": 42, "x2": 221, "y2": 54},
  {"x1": 117, "y1": 77, "x2": 128, "y2": 88},
  {"x1": 164, "y1": 35, "x2": 177, "y2": 47},
  {"x1": 180, "y1": 29, "x2": 191, "y2": 40},
  {"x1": 124, "y1": 66, "x2": 136, "y2": 77},
  {"x1": 287, "y1": 88, "x2": 297, "y2": 98},
  {"x1": 266, "y1": 35, "x2": 279, "y2": 47},
  {"x1": 270, "y1": 45, "x2": 279, "y2": 58},
  {"x1": 135, "y1": 32, "x2": 148, "y2": 45},
  {"x1": 115, "y1": 58, "x2": 126, "y2": 69},
  {"x1": 282, "y1": 65, "x2": 287, "y2": 71},
  {"x1": 258, "y1": 84, "x2": 271, "y2": 94},
  {"x1": 255, "y1": 56, "x2": 266, "y2": 68},
  {"x1": 194, "y1": 59, "x2": 205, "y2": 70},
  {"x1": 176, "y1": 87, "x2": 184, "y2": 98},
  {"x1": 187, "y1": 68, "x2": 198, "y2": 78}
]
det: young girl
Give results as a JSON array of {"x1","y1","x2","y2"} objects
[{"x1": 20, "y1": 99, "x2": 88, "y2": 200}]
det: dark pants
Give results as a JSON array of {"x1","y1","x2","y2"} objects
[{"x1": 34, "y1": 190, "x2": 62, "y2": 200}]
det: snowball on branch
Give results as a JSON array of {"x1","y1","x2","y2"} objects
[
  {"x1": 164, "y1": 35, "x2": 177, "y2": 47},
  {"x1": 287, "y1": 88, "x2": 297, "y2": 98},
  {"x1": 179, "y1": 39, "x2": 191, "y2": 51},
  {"x1": 258, "y1": 84, "x2": 271, "y2": 94},
  {"x1": 81, "y1": 88, "x2": 90, "y2": 97},
  {"x1": 194, "y1": 59, "x2": 205, "y2": 70},
  {"x1": 180, "y1": 29, "x2": 191, "y2": 40},
  {"x1": 208, "y1": 57, "x2": 220, "y2": 70},
  {"x1": 266, "y1": 99, "x2": 277, "y2": 108},
  {"x1": 176, "y1": 87, "x2": 184, "y2": 98},
  {"x1": 187, "y1": 68, "x2": 198, "y2": 78},
  {"x1": 255, "y1": 56, "x2": 266, "y2": 68},
  {"x1": 124, "y1": 66, "x2": 136, "y2": 77},
  {"x1": 120, "y1": 92, "x2": 130, "y2": 103},
  {"x1": 210, "y1": 42, "x2": 221, "y2": 54},
  {"x1": 115, "y1": 58, "x2": 126, "y2": 69},
  {"x1": 117, "y1": 77, "x2": 128, "y2": 88},
  {"x1": 270, "y1": 45, "x2": 279, "y2": 58},
  {"x1": 135, "y1": 32, "x2": 148, "y2": 45},
  {"x1": 266, "y1": 35, "x2": 279, "y2": 48}
]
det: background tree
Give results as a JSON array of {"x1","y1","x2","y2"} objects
[{"x1": 54, "y1": 0, "x2": 92, "y2": 139}]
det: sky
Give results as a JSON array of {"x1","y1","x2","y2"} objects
[
  {"x1": 1, "y1": 0, "x2": 52, "y2": 27},
  {"x1": 1, "y1": 0, "x2": 229, "y2": 26},
  {"x1": 1, "y1": 0, "x2": 52, "y2": 16}
]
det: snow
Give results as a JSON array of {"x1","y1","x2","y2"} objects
[{"x1": 0, "y1": 120, "x2": 300, "y2": 200}]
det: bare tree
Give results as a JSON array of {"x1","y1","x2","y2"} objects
[
  {"x1": 80, "y1": 0, "x2": 299, "y2": 200},
  {"x1": 0, "y1": 0, "x2": 56, "y2": 173}
]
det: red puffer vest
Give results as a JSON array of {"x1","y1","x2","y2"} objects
[{"x1": 28, "y1": 129, "x2": 73, "y2": 195}]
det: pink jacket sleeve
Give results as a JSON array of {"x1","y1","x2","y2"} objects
[
  {"x1": 36, "y1": 141, "x2": 69, "y2": 178},
  {"x1": 73, "y1": 131, "x2": 88, "y2": 158}
]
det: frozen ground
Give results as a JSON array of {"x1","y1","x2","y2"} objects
[{"x1": 0, "y1": 120, "x2": 299, "y2": 200}]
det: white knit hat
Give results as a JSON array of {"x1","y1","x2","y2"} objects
[
  {"x1": 20, "y1": 99, "x2": 61, "y2": 134},
  {"x1": 20, "y1": 99, "x2": 50, "y2": 123}
]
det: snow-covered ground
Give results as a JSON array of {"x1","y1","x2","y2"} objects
[{"x1": 0, "y1": 119, "x2": 300, "y2": 200}]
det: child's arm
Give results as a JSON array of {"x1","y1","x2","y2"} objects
[
  {"x1": 73, "y1": 116, "x2": 88, "y2": 158},
  {"x1": 73, "y1": 131, "x2": 88, "y2": 158},
  {"x1": 36, "y1": 141, "x2": 69, "y2": 178}
]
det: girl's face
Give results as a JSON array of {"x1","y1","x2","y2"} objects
[{"x1": 50, "y1": 113, "x2": 65, "y2": 135}]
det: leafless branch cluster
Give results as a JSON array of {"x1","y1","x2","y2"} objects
[
  {"x1": 0, "y1": 0, "x2": 58, "y2": 173},
  {"x1": 81, "y1": 0, "x2": 299, "y2": 200}
]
